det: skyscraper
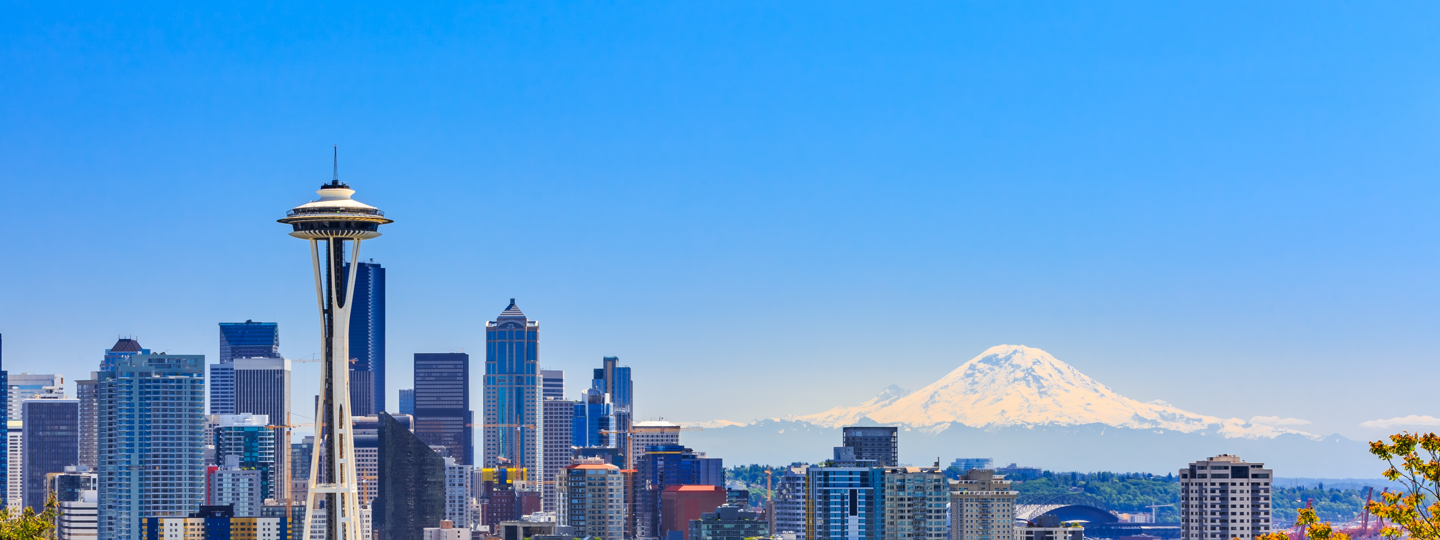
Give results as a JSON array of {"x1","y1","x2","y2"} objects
[
  {"x1": 541, "y1": 370, "x2": 564, "y2": 400},
  {"x1": 557, "y1": 461, "x2": 626, "y2": 538},
  {"x1": 414, "y1": 353, "x2": 473, "y2": 465},
  {"x1": 571, "y1": 387, "x2": 613, "y2": 449},
  {"x1": 398, "y1": 389, "x2": 415, "y2": 416},
  {"x1": 233, "y1": 356, "x2": 290, "y2": 500},
  {"x1": 636, "y1": 445, "x2": 724, "y2": 539},
  {"x1": 214, "y1": 414, "x2": 278, "y2": 502},
  {"x1": 590, "y1": 357, "x2": 633, "y2": 465},
  {"x1": 344, "y1": 261, "x2": 386, "y2": 414},
  {"x1": 1179, "y1": 454, "x2": 1275, "y2": 540},
  {"x1": 8, "y1": 373, "x2": 64, "y2": 419},
  {"x1": 220, "y1": 321, "x2": 282, "y2": 362},
  {"x1": 0, "y1": 334, "x2": 8, "y2": 510},
  {"x1": 539, "y1": 396, "x2": 575, "y2": 514},
  {"x1": 278, "y1": 173, "x2": 392, "y2": 540},
  {"x1": 773, "y1": 464, "x2": 809, "y2": 540},
  {"x1": 22, "y1": 397, "x2": 79, "y2": 511},
  {"x1": 213, "y1": 322, "x2": 281, "y2": 416},
  {"x1": 98, "y1": 353, "x2": 206, "y2": 540},
  {"x1": 879, "y1": 466, "x2": 948, "y2": 540},
  {"x1": 100, "y1": 338, "x2": 147, "y2": 372},
  {"x1": 630, "y1": 421, "x2": 681, "y2": 469},
  {"x1": 75, "y1": 376, "x2": 98, "y2": 470},
  {"x1": 949, "y1": 469, "x2": 1017, "y2": 540},
  {"x1": 806, "y1": 451, "x2": 883, "y2": 540},
  {"x1": 842, "y1": 426, "x2": 898, "y2": 467},
  {"x1": 483, "y1": 299, "x2": 539, "y2": 469},
  {"x1": 374, "y1": 412, "x2": 445, "y2": 540}
]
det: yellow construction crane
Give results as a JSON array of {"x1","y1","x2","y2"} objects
[{"x1": 266, "y1": 414, "x2": 315, "y2": 527}]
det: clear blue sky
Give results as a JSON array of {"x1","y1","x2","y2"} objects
[{"x1": 1, "y1": 1, "x2": 1436, "y2": 442}]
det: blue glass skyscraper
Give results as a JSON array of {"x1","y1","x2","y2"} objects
[
  {"x1": 483, "y1": 299, "x2": 539, "y2": 469},
  {"x1": 0, "y1": 334, "x2": 7, "y2": 510},
  {"x1": 589, "y1": 356, "x2": 633, "y2": 464},
  {"x1": 343, "y1": 261, "x2": 385, "y2": 415},
  {"x1": 572, "y1": 387, "x2": 613, "y2": 448}
]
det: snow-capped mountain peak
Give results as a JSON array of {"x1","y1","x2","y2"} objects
[{"x1": 794, "y1": 344, "x2": 1314, "y2": 439}]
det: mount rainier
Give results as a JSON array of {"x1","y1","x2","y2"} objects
[{"x1": 686, "y1": 345, "x2": 1375, "y2": 477}]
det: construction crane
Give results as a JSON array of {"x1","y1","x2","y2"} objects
[
  {"x1": 266, "y1": 414, "x2": 315, "y2": 526},
  {"x1": 1145, "y1": 504, "x2": 1174, "y2": 524},
  {"x1": 598, "y1": 426, "x2": 704, "y2": 469}
]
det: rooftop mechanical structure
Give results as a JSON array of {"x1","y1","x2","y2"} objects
[{"x1": 279, "y1": 156, "x2": 392, "y2": 540}]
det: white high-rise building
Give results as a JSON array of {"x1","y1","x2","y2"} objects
[
  {"x1": 444, "y1": 458, "x2": 472, "y2": 528},
  {"x1": 58, "y1": 490, "x2": 98, "y2": 540},
  {"x1": 629, "y1": 420, "x2": 681, "y2": 465},
  {"x1": 7, "y1": 374, "x2": 63, "y2": 420},
  {"x1": 5, "y1": 421, "x2": 19, "y2": 513},
  {"x1": 1179, "y1": 454, "x2": 1275, "y2": 540},
  {"x1": 539, "y1": 396, "x2": 574, "y2": 513}
]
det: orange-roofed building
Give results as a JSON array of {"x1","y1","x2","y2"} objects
[{"x1": 661, "y1": 485, "x2": 726, "y2": 540}]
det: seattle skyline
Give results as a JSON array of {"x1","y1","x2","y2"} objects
[{"x1": 1, "y1": 1, "x2": 1439, "y2": 460}]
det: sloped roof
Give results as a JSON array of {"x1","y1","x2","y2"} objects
[
  {"x1": 497, "y1": 298, "x2": 526, "y2": 319},
  {"x1": 110, "y1": 338, "x2": 143, "y2": 352}
]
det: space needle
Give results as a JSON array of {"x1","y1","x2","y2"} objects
[{"x1": 279, "y1": 153, "x2": 392, "y2": 540}]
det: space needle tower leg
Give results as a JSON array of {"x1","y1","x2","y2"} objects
[{"x1": 280, "y1": 158, "x2": 393, "y2": 540}]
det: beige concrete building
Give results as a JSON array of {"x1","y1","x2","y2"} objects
[
  {"x1": 949, "y1": 470, "x2": 1017, "y2": 540},
  {"x1": 1179, "y1": 454, "x2": 1274, "y2": 540},
  {"x1": 882, "y1": 467, "x2": 949, "y2": 540},
  {"x1": 630, "y1": 420, "x2": 681, "y2": 467}
]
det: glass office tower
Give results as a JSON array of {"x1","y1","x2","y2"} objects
[
  {"x1": 343, "y1": 261, "x2": 386, "y2": 414},
  {"x1": 483, "y1": 299, "x2": 539, "y2": 470},
  {"x1": 22, "y1": 398, "x2": 79, "y2": 511},
  {"x1": 375, "y1": 412, "x2": 445, "y2": 540},
  {"x1": 413, "y1": 353, "x2": 472, "y2": 465},
  {"x1": 213, "y1": 322, "x2": 281, "y2": 416}
]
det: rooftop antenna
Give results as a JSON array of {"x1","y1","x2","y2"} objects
[{"x1": 333, "y1": 146, "x2": 339, "y2": 183}]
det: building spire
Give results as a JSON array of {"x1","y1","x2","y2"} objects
[{"x1": 333, "y1": 145, "x2": 339, "y2": 183}]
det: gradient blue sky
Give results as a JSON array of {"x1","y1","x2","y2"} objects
[{"x1": 1, "y1": 2, "x2": 1437, "y2": 443}]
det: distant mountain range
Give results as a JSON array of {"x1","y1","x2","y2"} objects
[{"x1": 684, "y1": 345, "x2": 1378, "y2": 477}]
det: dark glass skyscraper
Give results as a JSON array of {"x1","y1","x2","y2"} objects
[
  {"x1": 636, "y1": 444, "x2": 725, "y2": 539},
  {"x1": 374, "y1": 412, "x2": 445, "y2": 540},
  {"x1": 842, "y1": 426, "x2": 898, "y2": 467},
  {"x1": 343, "y1": 261, "x2": 386, "y2": 414},
  {"x1": 483, "y1": 299, "x2": 539, "y2": 469},
  {"x1": 22, "y1": 398, "x2": 79, "y2": 511},
  {"x1": 413, "y1": 353, "x2": 472, "y2": 465},
  {"x1": 218, "y1": 321, "x2": 281, "y2": 363},
  {"x1": 214, "y1": 322, "x2": 280, "y2": 416}
]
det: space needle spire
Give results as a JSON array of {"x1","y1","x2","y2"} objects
[{"x1": 278, "y1": 155, "x2": 393, "y2": 540}]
